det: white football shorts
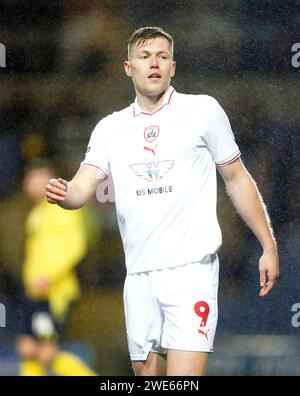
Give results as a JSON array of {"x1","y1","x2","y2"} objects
[{"x1": 123, "y1": 253, "x2": 219, "y2": 361}]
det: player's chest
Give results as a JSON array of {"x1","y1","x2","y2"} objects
[{"x1": 110, "y1": 114, "x2": 203, "y2": 163}]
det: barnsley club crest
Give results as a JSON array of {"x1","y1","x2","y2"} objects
[{"x1": 144, "y1": 125, "x2": 159, "y2": 143}]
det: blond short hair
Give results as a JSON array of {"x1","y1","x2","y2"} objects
[{"x1": 127, "y1": 26, "x2": 174, "y2": 59}]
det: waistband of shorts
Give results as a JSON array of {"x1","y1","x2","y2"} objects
[{"x1": 126, "y1": 253, "x2": 218, "y2": 276}]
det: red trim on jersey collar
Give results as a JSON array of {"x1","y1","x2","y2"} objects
[{"x1": 132, "y1": 86, "x2": 175, "y2": 117}]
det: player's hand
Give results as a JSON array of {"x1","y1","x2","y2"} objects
[
  {"x1": 258, "y1": 247, "x2": 279, "y2": 297},
  {"x1": 46, "y1": 178, "x2": 68, "y2": 204}
]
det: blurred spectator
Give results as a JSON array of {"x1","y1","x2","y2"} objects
[
  {"x1": 60, "y1": 0, "x2": 129, "y2": 76},
  {"x1": 15, "y1": 160, "x2": 97, "y2": 376}
]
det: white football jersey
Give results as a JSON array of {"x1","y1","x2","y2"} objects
[{"x1": 82, "y1": 86, "x2": 240, "y2": 274}]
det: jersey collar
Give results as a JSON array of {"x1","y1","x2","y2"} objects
[{"x1": 132, "y1": 86, "x2": 175, "y2": 117}]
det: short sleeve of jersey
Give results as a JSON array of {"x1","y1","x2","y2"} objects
[
  {"x1": 81, "y1": 119, "x2": 110, "y2": 177},
  {"x1": 203, "y1": 96, "x2": 241, "y2": 167}
]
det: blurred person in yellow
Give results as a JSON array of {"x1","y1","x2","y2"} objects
[{"x1": 16, "y1": 160, "x2": 97, "y2": 376}]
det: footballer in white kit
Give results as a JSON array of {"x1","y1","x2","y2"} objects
[
  {"x1": 46, "y1": 26, "x2": 278, "y2": 375},
  {"x1": 81, "y1": 86, "x2": 241, "y2": 359}
]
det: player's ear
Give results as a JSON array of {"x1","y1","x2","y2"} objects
[
  {"x1": 124, "y1": 61, "x2": 132, "y2": 77},
  {"x1": 171, "y1": 60, "x2": 176, "y2": 78}
]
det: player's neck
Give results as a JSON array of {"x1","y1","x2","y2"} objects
[{"x1": 136, "y1": 88, "x2": 168, "y2": 113}]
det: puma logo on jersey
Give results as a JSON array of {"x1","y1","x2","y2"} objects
[
  {"x1": 198, "y1": 328, "x2": 209, "y2": 340},
  {"x1": 144, "y1": 144, "x2": 157, "y2": 156}
]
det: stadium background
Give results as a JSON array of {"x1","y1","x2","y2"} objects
[{"x1": 0, "y1": 0, "x2": 299, "y2": 375}]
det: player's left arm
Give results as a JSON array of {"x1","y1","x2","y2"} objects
[{"x1": 217, "y1": 158, "x2": 279, "y2": 297}]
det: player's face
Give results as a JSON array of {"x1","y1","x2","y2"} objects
[
  {"x1": 124, "y1": 37, "x2": 176, "y2": 98},
  {"x1": 23, "y1": 168, "x2": 53, "y2": 203}
]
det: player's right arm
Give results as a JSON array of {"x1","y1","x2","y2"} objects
[{"x1": 46, "y1": 164, "x2": 106, "y2": 209}]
